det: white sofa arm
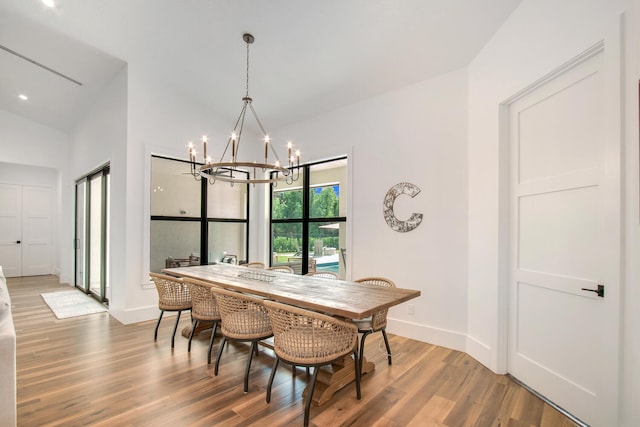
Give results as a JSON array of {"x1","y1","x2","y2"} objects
[{"x1": 0, "y1": 266, "x2": 17, "y2": 427}]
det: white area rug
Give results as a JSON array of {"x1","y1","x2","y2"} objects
[{"x1": 41, "y1": 290, "x2": 107, "y2": 319}]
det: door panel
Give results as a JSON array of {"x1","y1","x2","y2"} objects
[
  {"x1": 22, "y1": 186, "x2": 53, "y2": 276},
  {"x1": 0, "y1": 184, "x2": 21, "y2": 277},
  {"x1": 508, "y1": 49, "x2": 618, "y2": 426}
]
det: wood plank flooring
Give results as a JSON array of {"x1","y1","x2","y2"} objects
[{"x1": 8, "y1": 275, "x2": 578, "y2": 426}]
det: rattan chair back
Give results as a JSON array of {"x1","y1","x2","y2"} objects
[
  {"x1": 264, "y1": 300, "x2": 357, "y2": 365},
  {"x1": 149, "y1": 272, "x2": 191, "y2": 311},
  {"x1": 304, "y1": 271, "x2": 339, "y2": 279},
  {"x1": 186, "y1": 279, "x2": 220, "y2": 321},
  {"x1": 354, "y1": 277, "x2": 396, "y2": 330},
  {"x1": 243, "y1": 262, "x2": 265, "y2": 269},
  {"x1": 211, "y1": 287, "x2": 272, "y2": 341}
]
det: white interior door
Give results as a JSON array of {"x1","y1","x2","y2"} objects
[
  {"x1": 508, "y1": 48, "x2": 620, "y2": 427},
  {"x1": 0, "y1": 183, "x2": 22, "y2": 277},
  {"x1": 0, "y1": 184, "x2": 53, "y2": 277},
  {"x1": 22, "y1": 185, "x2": 53, "y2": 276}
]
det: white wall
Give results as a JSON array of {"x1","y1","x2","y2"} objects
[
  {"x1": 467, "y1": 0, "x2": 638, "y2": 425},
  {"x1": 70, "y1": 66, "x2": 127, "y2": 312},
  {"x1": 116, "y1": 61, "x2": 233, "y2": 323},
  {"x1": 277, "y1": 67, "x2": 469, "y2": 351},
  {"x1": 0, "y1": 110, "x2": 70, "y2": 279}
]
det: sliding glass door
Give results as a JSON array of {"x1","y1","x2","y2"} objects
[{"x1": 75, "y1": 164, "x2": 110, "y2": 303}]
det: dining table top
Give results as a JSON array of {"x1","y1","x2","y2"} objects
[{"x1": 162, "y1": 263, "x2": 420, "y2": 320}]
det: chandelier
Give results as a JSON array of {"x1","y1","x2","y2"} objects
[{"x1": 187, "y1": 33, "x2": 300, "y2": 185}]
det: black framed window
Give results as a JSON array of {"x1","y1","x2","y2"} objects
[
  {"x1": 270, "y1": 157, "x2": 347, "y2": 277},
  {"x1": 150, "y1": 155, "x2": 249, "y2": 272}
]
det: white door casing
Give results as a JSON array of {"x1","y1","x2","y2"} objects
[{"x1": 507, "y1": 43, "x2": 620, "y2": 427}]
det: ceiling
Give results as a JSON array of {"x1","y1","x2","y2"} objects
[{"x1": 0, "y1": 0, "x2": 523, "y2": 133}]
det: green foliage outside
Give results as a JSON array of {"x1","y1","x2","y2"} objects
[{"x1": 272, "y1": 186, "x2": 342, "y2": 254}]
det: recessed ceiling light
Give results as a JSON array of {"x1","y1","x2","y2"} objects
[
  {"x1": 41, "y1": 0, "x2": 55, "y2": 8},
  {"x1": 18, "y1": 94, "x2": 28, "y2": 101}
]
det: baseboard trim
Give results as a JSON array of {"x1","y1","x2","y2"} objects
[
  {"x1": 466, "y1": 334, "x2": 495, "y2": 371},
  {"x1": 386, "y1": 318, "x2": 466, "y2": 353},
  {"x1": 109, "y1": 305, "x2": 160, "y2": 325}
]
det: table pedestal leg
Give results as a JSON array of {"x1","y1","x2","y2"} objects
[
  {"x1": 303, "y1": 355, "x2": 375, "y2": 406},
  {"x1": 180, "y1": 322, "x2": 213, "y2": 338}
]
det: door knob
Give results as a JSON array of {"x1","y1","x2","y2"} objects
[
  {"x1": 15, "y1": 240, "x2": 21, "y2": 244},
  {"x1": 581, "y1": 284, "x2": 604, "y2": 297}
]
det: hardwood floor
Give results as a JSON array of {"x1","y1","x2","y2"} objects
[{"x1": 8, "y1": 275, "x2": 578, "y2": 427}]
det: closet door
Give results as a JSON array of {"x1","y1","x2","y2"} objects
[
  {"x1": 0, "y1": 184, "x2": 22, "y2": 277},
  {"x1": 0, "y1": 184, "x2": 53, "y2": 277},
  {"x1": 22, "y1": 185, "x2": 53, "y2": 276}
]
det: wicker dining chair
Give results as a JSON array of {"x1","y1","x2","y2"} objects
[
  {"x1": 243, "y1": 262, "x2": 265, "y2": 269},
  {"x1": 210, "y1": 287, "x2": 273, "y2": 393},
  {"x1": 304, "y1": 271, "x2": 339, "y2": 279},
  {"x1": 353, "y1": 277, "x2": 396, "y2": 369},
  {"x1": 149, "y1": 272, "x2": 192, "y2": 349},
  {"x1": 263, "y1": 300, "x2": 361, "y2": 427},
  {"x1": 185, "y1": 279, "x2": 221, "y2": 364},
  {"x1": 267, "y1": 265, "x2": 294, "y2": 273}
]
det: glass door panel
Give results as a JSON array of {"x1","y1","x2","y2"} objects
[
  {"x1": 105, "y1": 173, "x2": 111, "y2": 301},
  {"x1": 89, "y1": 174, "x2": 103, "y2": 297},
  {"x1": 75, "y1": 182, "x2": 86, "y2": 290}
]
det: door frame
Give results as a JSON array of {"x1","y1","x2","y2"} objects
[{"x1": 496, "y1": 23, "x2": 623, "y2": 425}]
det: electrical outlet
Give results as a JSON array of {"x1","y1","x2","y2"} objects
[{"x1": 408, "y1": 304, "x2": 415, "y2": 315}]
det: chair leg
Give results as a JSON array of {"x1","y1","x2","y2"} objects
[
  {"x1": 353, "y1": 349, "x2": 361, "y2": 400},
  {"x1": 154, "y1": 310, "x2": 164, "y2": 341},
  {"x1": 359, "y1": 331, "x2": 372, "y2": 375},
  {"x1": 214, "y1": 336, "x2": 227, "y2": 376},
  {"x1": 244, "y1": 341, "x2": 257, "y2": 393},
  {"x1": 304, "y1": 367, "x2": 320, "y2": 427},
  {"x1": 266, "y1": 358, "x2": 280, "y2": 403},
  {"x1": 207, "y1": 321, "x2": 218, "y2": 365},
  {"x1": 171, "y1": 310, "x2": 182, "y2": 349},
  {"x1": 188, "y1": 318, "x2": 198, "y2": 352},
  {"x1": 381, "y1": 329, "x2": 392, "y2": 365}
]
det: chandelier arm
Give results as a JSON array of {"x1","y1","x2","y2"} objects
[
  {"x1": 233, "y1": 104, "x2": 249, "y2": 164},
  {"x1": 217, "y1": 103, "x2": 248, "y2": 165},
  {"x1": 248, "y1": 103, "x2": 268, "y2": 137}
]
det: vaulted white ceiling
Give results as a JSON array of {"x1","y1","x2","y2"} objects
[{"x1": 0, "y1": 0, "x2": 522, "y2": 133}]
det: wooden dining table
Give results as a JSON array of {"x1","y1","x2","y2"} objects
[{"x1": 163, "y1": 263, "x2": 421, "y2": 405}]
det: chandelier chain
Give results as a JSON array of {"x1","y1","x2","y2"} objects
[{"x1": 245, "y1": 41, "x2": 250, "y2": 98}]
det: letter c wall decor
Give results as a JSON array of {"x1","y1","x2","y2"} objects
[{"x1": 383, "y1": 182, "x2": 423, "y2": 232}]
